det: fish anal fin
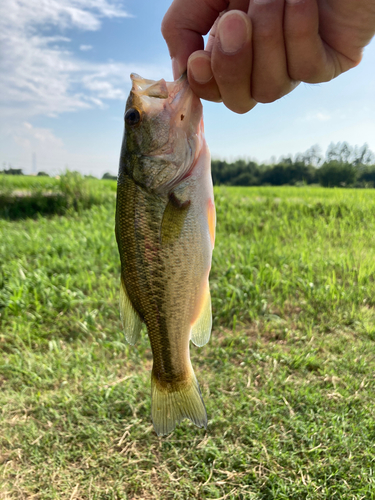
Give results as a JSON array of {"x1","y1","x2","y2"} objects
[
  {"x1": 119, "y1": 277, "x2": 142, "y2": 345},
  {"x1": 190, "y1": 281, "x2": 212, "y2": 347},
  {"x1": 161, "y1": 192, "x2": 190, "y2": 245},
  {"x1": 151, "y1": 369, "x2": 207, "y2": 436}
]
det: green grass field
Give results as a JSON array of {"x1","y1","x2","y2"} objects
[{"x1": 1, "y1": 180, "x2": 375, "y2": 499}]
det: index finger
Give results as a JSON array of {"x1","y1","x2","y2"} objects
[{"x1": 161, "y1": 0, "x2": 248, "y2": 78}]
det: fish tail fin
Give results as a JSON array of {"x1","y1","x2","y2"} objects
[{"x1": 151, "y1": 368, "x2": 207, "y2": 436}]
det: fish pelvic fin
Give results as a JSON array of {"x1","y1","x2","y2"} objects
[
  {"x1": 151, "y1": 370, "x2": 207, "y2": 436},
  {"x1": 119, "y1": 277, "x2": 142, "y2": 345},
  {"x1": 190, "y1": 281, "x2": 212, "y2": 347}
]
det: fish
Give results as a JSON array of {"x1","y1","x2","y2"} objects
[{"x1": 115, "y1": 73, "x2": 215, "y2": 436}]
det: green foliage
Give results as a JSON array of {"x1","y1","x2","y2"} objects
[
  {"x1": 1, "y1": 168, "x2": 24, "y2": 175},
  {"x1": 261, "y1": 161, "x2": 317, "y2": 186},
  {"x1": 318, "y1": 161, "x2": 356, "y2": 187},
  {"x1": 0, "y1": 171, "x2": 115, "y2": 219},
  {"x1": 102, "y1": 172, "x2": 117, "y2": 180},
  {"x1": 211, "y1": 159, "x2": 261, "y2": 186},
  {"x1": 2, "y1": 185, "x2": 375, "y2": 498},
  {"x1": 357, "y1": 166, "x2": 375, "y2": 187},
  {"x1": 212, "y1": 143, "x2": 375, "y2": 188}
]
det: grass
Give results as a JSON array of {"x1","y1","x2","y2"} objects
[
  {"x1": 0, "y1": 172, "x2": 115, "y2": 219},
  {"x1": 1, "y1": 182, "x2": 375, "y2": 498}
]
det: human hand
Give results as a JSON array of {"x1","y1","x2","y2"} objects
[{"x1": 162, "y1": 0, "x2": 375, "y2": 113}]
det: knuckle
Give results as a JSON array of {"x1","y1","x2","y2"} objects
[
  {"x1": 161, "y1": 14, "x2": 173, "y2": 41},
  {"x1": 225, "y1": 98, "x2": 255, "y2": 114},
  {"x1": 252, "y1": 77, "x2": 295, "y2": 104},
  {"x1": 190, "y1": 81, "x2": 222, "y2": 103},
  {"x1": 252, "y1": 82, "x2": 289, "y2": 104},
  {"x1": 289, "y1": 62, "x2": 328, "y2": 84}
]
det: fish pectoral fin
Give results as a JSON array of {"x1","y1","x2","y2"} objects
[
  {"x1": 119, "y1": 277, "x2": 142, "y2": 345},
  {"x1": 160, "y1": 192, "x2": 191, "y2": 245},
  {"x1": 190, "y1": 283, "x2": 212, "y2": 347},
  {"x1": 151, "y1": 369, "x2": 207, "y2": 436}
]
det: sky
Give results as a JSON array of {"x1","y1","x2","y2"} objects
[{"x1": 1, "y1": 0, "x2": 375, "y2": 177}]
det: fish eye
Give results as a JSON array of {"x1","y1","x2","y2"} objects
[{"x1": 125, "y1": 108, "x2": 141, "y2": 127}]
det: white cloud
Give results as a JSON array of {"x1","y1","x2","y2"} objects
[
  {"x1": 80, "y1": 44, "x2": 93, "y2": 51},
  {"x1": 0, "y1": 0, "x2": 134, "y2": 120},
  {"x1": 0, "y1": 0, "x2": 171, "y2": 176},
  {"x1": 315, "y1": 112, "x2": 331, "y2": 121},
  {"x1": 14, "y1": 122, "x2": 64, "y2": 150},
  {"x1": 304, "y1": 111, "x2": 331, "y2": 122}
]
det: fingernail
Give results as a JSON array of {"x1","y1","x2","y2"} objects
[
  {"x1": 172, "y1": 58, "x2": 184, "y2": 80},
  {"x1": 253, "y1": 0, "x2": 275, "y2": 4},
  {"x1": 286, "y1": 0, "x2": 304, "y2": 4},
  {"x1": 189, "y1": 54, "x2": 213, "y2": 84},
  {"x1": 218, "y1": 12, "x2": 249, "y2": 54}
]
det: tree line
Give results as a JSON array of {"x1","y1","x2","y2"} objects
[
  {"x1": 211, "y1": 143, "x2": 375, "y2": 187},
  {"x1": 3, "y1": 142, "x2": 375, "y2": 188}
]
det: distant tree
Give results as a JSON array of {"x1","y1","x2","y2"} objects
[
  {"x1": 37, "y1": 171, "x2": 49, "y2": 177},
  {"x1": 261, "y1": 162, "x2": 317, "y2": 186},
  {"x1": 326, "y1": 142, "x2": 353, "y2": 163},
  {"x1": 295, "y1": 144, "x2": 323, "y2": 166},
  {"x1": 357, "y1": 166, "x2": 375, "y2": 185},
  {"x1": 102, "y1": 172, "x2": 117, "y2": 180},
  {"x1": 352, "y1": 144, "x2": 375, "y2": 168},
  {"x1": 211, "y1": 159, "x2": 260, "y2": 186},
  {"x1": 231, "y1": 172, "x2": 258, "y2": 186},
  {"x1": 318, "y1": 161, "x2": 356, "y2": 187},
  {"x1": 3, "y1": 168, "x2": 23, "y2": 175}
]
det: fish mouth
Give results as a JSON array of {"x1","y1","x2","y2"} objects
[
  {"x1": 128, "y1": 74, "x2": 204, "y2": 191},
  {"x1": 130, "y1": 73, "x2": 202, "y2": 137}
]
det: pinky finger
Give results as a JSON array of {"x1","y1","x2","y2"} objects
[{"x1": 284, "y1": 0, "x2": 339, "y2": 83}]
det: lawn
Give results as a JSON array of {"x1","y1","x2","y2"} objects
[{"x1": 1, "y1": 181, "x2": 375, "y2": 499}]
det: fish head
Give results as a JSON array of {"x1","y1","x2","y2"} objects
[{"x1": 119, "y1": 73, "x2": 204, "y2": 193}]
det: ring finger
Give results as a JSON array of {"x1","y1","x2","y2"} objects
[{"x1": 248, "y1": 0, "x2": 299, "y2": 102}]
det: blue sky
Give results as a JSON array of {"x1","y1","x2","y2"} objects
[{"x1": 1, "y1": 0, "x2": 375, "y2": 177}]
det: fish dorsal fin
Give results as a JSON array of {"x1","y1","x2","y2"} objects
[
  {"x1": 119, "y1": 277, "x2": 142, "y2": 345},
  {"x1": 191, "y1": 282, "x2": 212, "y2": 347},
  {"x1": 161, "y1": 192, "x2": 190, "y2": 245}
]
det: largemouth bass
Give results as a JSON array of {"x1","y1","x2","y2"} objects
[{"x1": 115, "y1": 73, "x2": 215, "y2": 436}]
